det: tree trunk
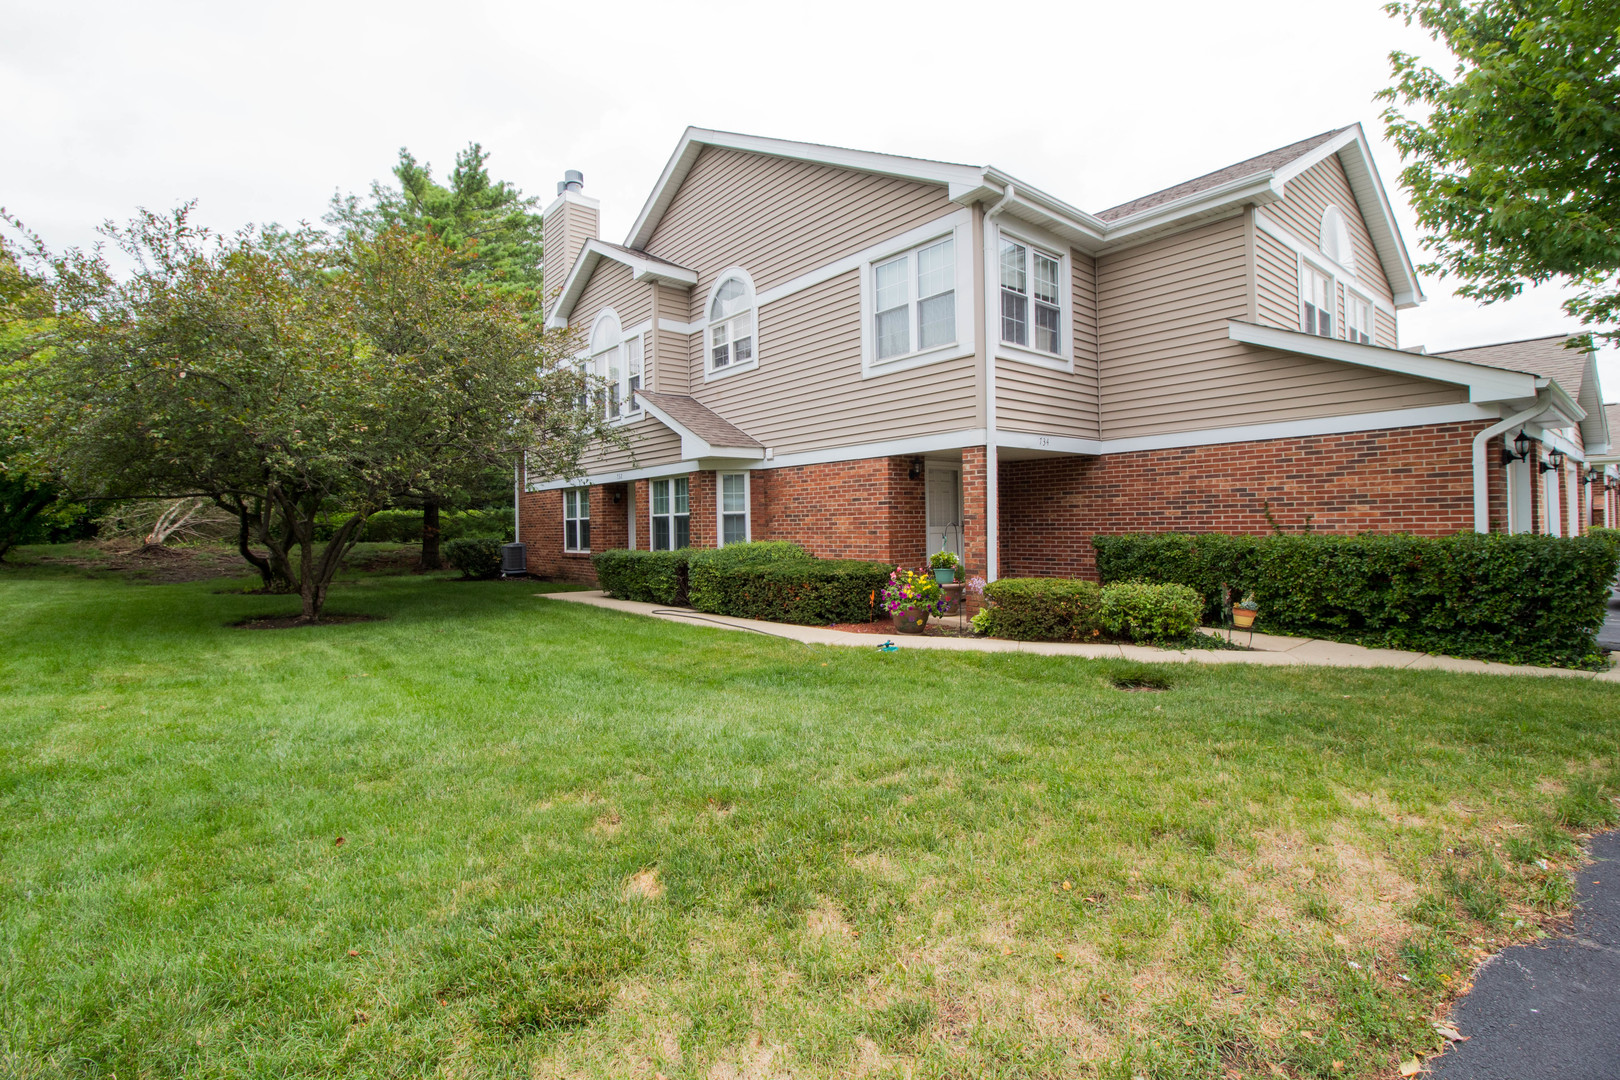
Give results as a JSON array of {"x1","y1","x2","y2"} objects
[
  {"x1": 231, "y1": 500, "x2": 276, "y2": 589},
  {"x1": 419, "y1": 495, "x2": 443, "y2": 570}
]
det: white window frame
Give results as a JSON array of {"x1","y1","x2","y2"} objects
[
  {"x1": 990, "y1": 222, "x2": 1071, "y2": 372},
  {"x1": 562, "y1": 487, "x2": 590, "y2": 553},
  {"x1": 588, "y1": 310, "x2": 623, "y2": 419},
  {"x1": 871, "y1": 235, "x2": 960, "y2": 367},
  {"x1": 717, "y1": 472, "x2": 750, "y2": 546},
  {"x1": 649, "y1": 476, "x2": 690, "y2": 551},
  {"x1": 857, "y1": 213, "x2": 975, "y2": 377},
  {"x1": 1344, "y1": 288, "x2": 1373, "y2": 345},
  {"x1": 703, "y1": 268, "x2": 759, "y2": 382},
  {"x1": 1300, "y1": 257, "x2": 1335, "y2": 339},
  {"x1": 1318, "y1": 205, "x2": 1356, "y2": 275}
]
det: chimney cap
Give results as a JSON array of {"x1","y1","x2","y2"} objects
[{"x1": 557, "y1": 169, "x2": 584, "y2": 196}]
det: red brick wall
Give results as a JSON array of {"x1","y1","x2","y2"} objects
[
  {"x1": 962, "y1": 446, "x2": 988, "y2": 580},
  {"x1": 999, "y1": 420, "x2": 1498, "y2": 580},
  {"x1": 750, "y1": 456, "x2": 926, "y2": 565}
]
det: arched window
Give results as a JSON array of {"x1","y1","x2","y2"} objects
[
  {"x1": 706, "y1": 271, "x2": 756, "y2": 373},
  {"x1": 589, "y1": 310, "x2": 623, "y2": 418},
  {"x1": 1319, "y1": 206, "x2": 1355, "y2": 274}
]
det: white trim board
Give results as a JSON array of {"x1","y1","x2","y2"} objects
[
  {"x1": 545, "y1": 238, "x2": 699, "y2": 329},
  {"x1": 1254, "y1": 209, "x2": 1397, "y2": 321},
  {"x1": 1228, "y1": 321, "x2": 1537, "y2": 403}
]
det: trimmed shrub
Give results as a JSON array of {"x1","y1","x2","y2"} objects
[
  {"x1": 716, "y1": 559, "x2": 891, "y2": 625},
  {"x1": 977, "y1": 577, "x2": 1103, "y2": 641},
  {"x1": 686, "y1": 541, "x2": 810, "y2": 613},
  {"x1": 1092, "y1": 532, "x2": 1260, "y2": 621},
  {"x1": 1092, "y1": 531, "x2": 1620, "y2": 667},
  {"x1": 444, "y1": 537, "x2": 503, "y2": 580},
  {"x1": 1097, "y1": 581, "x2": 1203, "y2": 643},
  {"x1": 591, "y1": 548, "x2": 694, "y2": 604}
]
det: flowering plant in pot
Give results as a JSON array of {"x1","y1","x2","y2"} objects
[
  {"x1": 883, "y1": 566, "x2": 943, "y2": 633},
  {"x1": 1232, "y1": 591, "x2": 1258, "y2": 629},
  {"x1": 928, "y1": 549, "x2": 963, "y2": 585}
]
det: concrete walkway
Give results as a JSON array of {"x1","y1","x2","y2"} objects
[
  {"x1": 1598, "y1": 583, "x2": 1620, "y2": 652},
  {"x1": 1431, "y1": 830, "x2": 1620, "y2": 1079},
  {"x1": 539, "y1": 591, "x2": 1620, "y2": 682}
]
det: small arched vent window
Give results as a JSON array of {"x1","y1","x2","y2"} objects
[
  {"x1": 707, "y1": 272, "x2": 756, "y2": 373},
  {"x1": 1319, "y1": 206, "x2": 1356, "y2": 274}
]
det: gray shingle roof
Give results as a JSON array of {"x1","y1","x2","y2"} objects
[
  {"x1": 636, "y1": 391, "x2": 762, "y2": 448},
  {"x1": 1436, "y1": 334, "x2": 1591, "y2": 397},
  {"x1": 594, "y1": 241, "x2": 695, "y2": 276},
  {"x1": 1096, "y1": 128, "x2": 1351, "y2": 222}
]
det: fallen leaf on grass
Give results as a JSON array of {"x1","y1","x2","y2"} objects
[
  {"x1": 1399, "y1": 1057, "x2": 1426, "y2": 1076},
  {"x1": 1433, "y1": 1023, "x2": 1465, "y2": 1042}
]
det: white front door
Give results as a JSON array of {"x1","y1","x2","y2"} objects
[{"x1": 925, "y1": 464, "x2": 963, "y2": 563}]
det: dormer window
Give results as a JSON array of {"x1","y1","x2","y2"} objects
[{"x1": 707, "y1": 272, "x2": 756, "y2": 374}]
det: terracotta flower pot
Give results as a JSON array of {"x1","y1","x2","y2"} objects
[
  {"x1": 891, "y1": 606, "x2": 930, "y2": 634},
  {"x1": 939, "y1": 583, "x2": 965, "y2": 615},
  {"x1": 1232, "y1": 607, "x2": 1257, "y2": 629}
]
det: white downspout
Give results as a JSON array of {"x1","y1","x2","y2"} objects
[
  {"x1": 981, "y1": 184, "x2": 1014, "y2": 581},
  {"x1": 513, "y1": 456, "x2": 522, "y2": 544},
  {"x1": 1472, "y1": 402, "x2": 1545, "y2": 533}
]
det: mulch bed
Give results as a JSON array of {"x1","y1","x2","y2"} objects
[{"x1": 231, "y1": 613, "x2": 384, "y2": 630}]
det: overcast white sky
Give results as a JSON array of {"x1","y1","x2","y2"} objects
[{"x1": 3, "y1": 0, "x2": 1613, "y2": 399}]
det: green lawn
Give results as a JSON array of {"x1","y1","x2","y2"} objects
[{"x1": 1, "y1": 548, "x2": 1617, "y2": 1079}]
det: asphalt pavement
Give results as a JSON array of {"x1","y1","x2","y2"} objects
[{"x1": 1431, "y1": 829, "x2": 1620, "y2": 1079}]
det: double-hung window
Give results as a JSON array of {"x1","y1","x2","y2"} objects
[
  {"x1": 1345, "y1": 293, "x2": 1372, "y2": 345},
  {"x1": 1302, "y1": 265, "x2": 1334, "y2": 337},
  {"x1": 563, "y1": 488, "x2": 590, "y2": 552},
  {"x1": 999, "y1": 238, "x2": 1062, "y2": 356},
  {"x1": 874, "y1": 237, "x2": 956, "y2": 362},
  {"x1": 650, "y1": 477, "x2": 689, "y2": 550},
  {"x1": 621, "y1": 335, "x2": 643, "y2": 413},
  {"x1": 719, "y1": 472, "x2": 749, "y2": 545}
]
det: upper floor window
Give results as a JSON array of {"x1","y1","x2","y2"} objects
[
  {"x1": 650, "y1": 477, "x2": 690, "y2": 550},
  {"x1": 587, "y1": 309, "x2": 642, "y2": 418},
  {"x1": 874, "y1": 237, "x2": 956, "y2": 362},
  {"x1": 999, "y1": 237, "x2": 1062, "y2": 356},
  {"x1": 1319, "y1": 206, "x2": 1355, "y2": 274},
  {"x1": 1302, "y1": 265, "x2": 1333, "y2": 337},
  {"x1": 563, "y1": 488, "x2": 590, "y2": 552},
  {"x1": 1346, "y1": 292, "x2": 1372, "y2": 345},
  {"x1": 707, "y1": 272, "x2": 756, "y2": 373}
]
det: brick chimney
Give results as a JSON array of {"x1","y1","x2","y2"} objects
[{"x1": 542, "y1": 170, "x2": 599, "y2": 320}]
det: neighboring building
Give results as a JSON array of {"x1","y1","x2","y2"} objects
[{"x1": 518, "y1": 125, "x2": 1619, "y2": 582}]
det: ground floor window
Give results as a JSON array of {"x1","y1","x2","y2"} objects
[
  {"x1": 563, "y1": 488, "x2": 590, "y2": 552},
  {"x1": 651, "y1": 477, "x2": 689, "y2": 550},
  {"x1": 719, "y1": 472, "x2": 749, "y2": 545}
]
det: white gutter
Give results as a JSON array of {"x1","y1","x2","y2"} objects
[
  {"x1": 1472, "y1": 403, "x2": 1549, "y2": 533},
  {"x1": 981, "y1": 184, "x2": 1015, "y2": 581}
]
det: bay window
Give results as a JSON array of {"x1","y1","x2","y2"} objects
[
  {"x1": 563, "y1": 488, "x2": 590, "y2": 552},
  {"x1": 999, "y1": 237, "x2": 1062, "y2": 356},
  {"x1": 650, "y1": 477, "x2": 689, "y2": 550}
]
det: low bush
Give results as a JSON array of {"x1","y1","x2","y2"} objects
[
  {"x1": 1093, "y1": 531, "x2": 1620, "y2": 667},
  {"x1": 1097, "y1": 581, "x2": 1203, "y2": 643},
  {"x1": 591, "y1": 548, "x2": 694, "y2": 604},
  {"x1": 716, "y1": 559, "x2": 891, "y2": 625},
  {"x1": 444, "y1": 538, "x2": 504, "y2": 580},
  {"x1": 686, "y1": 541, "x2": 809, "y2": 612},
  {"x1": 315, "y1": 508, "x2": 514, "y2": 544},
  {"x1": 977, "y1": 578, "x2": 1103, "y2": 641}
]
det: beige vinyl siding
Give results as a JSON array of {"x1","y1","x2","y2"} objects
[
  {"x1": 1269, "y1": 155, "x2": 1393, "y2": 302},
  {"x1": 579, "y1": 415, "x2": 684, "y2": 475},
  {"x1": 571, "y1": 260, "x2": 651, "y2": 338},
  {"x1": 1374, "y1": 307, "x2": 1397, "y2": 349},
  {"x1": 650, "y1": 283, "x2": 691, "y2": 395},
  {"x1": 1255, "y1": 227, "x2": 1298, "y2": 329},
  {"x1": 541, "y1": 198, "x2": 599, "y2": 317},
  {"x1": 995, "y1": 248, "x2": 1100, "y2": 440},
  {"x1": 690, "y1": 270, "x2": 978, "y2": 455},
  {"x1": 645, "y1": 146, "x2": 957, "y2": 317},
  {"x1": 1098, "y1": 216, "x2": 1462, "y2": 438}
]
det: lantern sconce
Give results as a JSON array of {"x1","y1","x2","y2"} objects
[{"x1": 1500, "y1": 428, "x2": 1533, "y2": 466}]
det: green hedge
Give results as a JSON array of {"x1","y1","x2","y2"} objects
[
  {"x1": 591, "y1": 548, "x2": 694, "y2": 604},
  {"x1": 1093, "y1": 531, "x2": 1620, "y2": 667},
  {"x1": 686, "y1": 541, "x2": 811, "y2": 612},
  {"x1": 713, "y1": 559, "x2": 891, "y2": 624},
  {"x1": 1096, "y1": 581, "x2": 1203, "y2": 643},
  {"x1": 977, "y1": 578, "x2": 1103, "y2": 641},
  {"x1": 444, "y1": 538, "x2": 503, "y2": 580},
  {"x1": 313, "y1": 508, "x2": 513, "y2": 544}
]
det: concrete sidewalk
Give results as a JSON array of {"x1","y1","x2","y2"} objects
[{"x1": 539, "y1": 591, "x2": 1620, "y2": 682}]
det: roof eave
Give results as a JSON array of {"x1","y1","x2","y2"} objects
[{"x1": 633, "y1": 392, "x2": 766, "y2": 461}]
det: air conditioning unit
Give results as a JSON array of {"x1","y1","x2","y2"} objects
[{"x1": 500, "y1": 542, "x2": 527, "y2": 577}]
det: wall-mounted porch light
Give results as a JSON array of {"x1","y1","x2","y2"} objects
[
  {"x1": 1500, "y1": 428, "x2": 1533, "y2": 466},
  {"x1": 908, "y1": 458, "x2": 924, "y2": 481}
]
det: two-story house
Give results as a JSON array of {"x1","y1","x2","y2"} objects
[{"x1": 518, "y1": 125, "x2": 1618, "y2": 582}]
